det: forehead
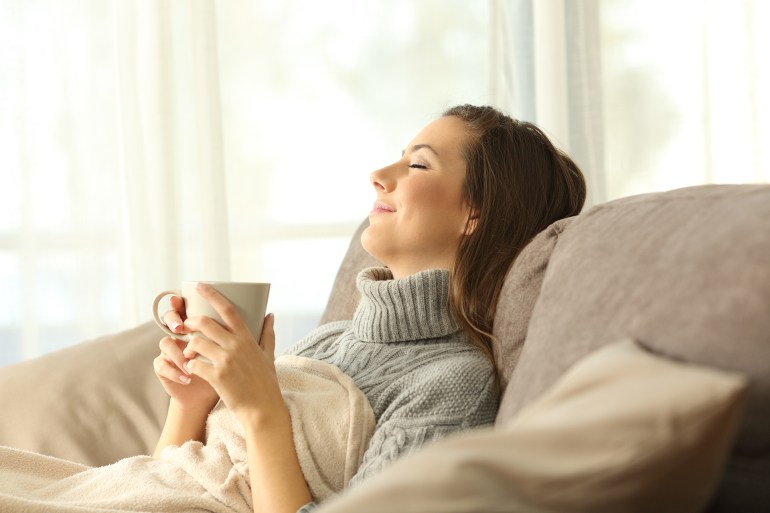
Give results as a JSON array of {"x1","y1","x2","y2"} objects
[{"x1": 408, "y1": 115, "x2": 468, "y2": 161}]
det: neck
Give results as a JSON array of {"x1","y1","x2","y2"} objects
[{"x1": 384, "y1": 259, "x2": 454, "y2": 280}]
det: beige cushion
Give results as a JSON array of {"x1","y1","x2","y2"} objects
[
  {"x1": 316, "y1": 339, "x2": 748, "y2": 513},
  {"x1": 0, "y1": 322, "x2": 168, "y2": 466},
  {"x1": 498, "y1": 184, "x2": 770, "y2": 510}
]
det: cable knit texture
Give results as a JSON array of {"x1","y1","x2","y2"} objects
[{"x1": 287, "y1": 267, "x2": 500, "y2": 512}]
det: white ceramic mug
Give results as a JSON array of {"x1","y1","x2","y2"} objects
[{"x1": 152, "y1": 281, "x2": 271, "y2": 363}]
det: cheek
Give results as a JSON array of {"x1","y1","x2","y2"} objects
[
  {"x1": 404, "y1": 182, "x2": 467, "y2": 230},
  {"x1": 406, "y1": 178, "x2": 461, "y2": 210}
]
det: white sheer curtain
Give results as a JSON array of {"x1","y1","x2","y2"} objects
[
  {"x1": 0, "y1": 0, "x2": 488, "y2": 365},
  {"x1": 112, "y1": 0, "x2": 231, "y2": 318},
  {"x1": 491, "y1": 0, "x2": 770, "y2": 207},
  {"x1": 2, "y1": 0, "x2": 126, "y2": 362},
  {"x1": 0, "y1": 0, "x2": 231, "y2": 364}
]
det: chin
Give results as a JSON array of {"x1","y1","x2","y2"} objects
[
  {"x1": 360, "y1": 225, "x2": 386, "y2": 264},
  {"x1": 359, "y1": 225, "x2": 375, "y2": 255}
]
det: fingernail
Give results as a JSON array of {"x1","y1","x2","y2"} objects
[
  {"x1": 179, "y1": 375, "x2": 191, "y2": 385},
  {"x1": 170, "y1": 322, "x2": 181, "y2": 332}
]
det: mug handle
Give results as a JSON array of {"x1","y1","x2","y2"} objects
[{"x1": 152, "y1": 290, "x2": 190, "y2": 342}]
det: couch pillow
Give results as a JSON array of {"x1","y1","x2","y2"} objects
[
  {"x1": 0, "y1": 322, "x2": 168, "y2": 467},
  {"x1": 497, "y1": 184, "x2": 770, "y2": 510},
  {"x1": 316, "y1": 339, "x2": 747, "y2": 513},
  {"x1": 493, "y1": 217, "x2": 571, "y2": 391}
]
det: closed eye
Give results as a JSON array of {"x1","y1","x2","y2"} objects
[{"x1": 409, "y1": 163, "x2": 428, "y2": 169}]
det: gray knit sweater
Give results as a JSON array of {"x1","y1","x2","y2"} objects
[{"x1": 287, "y1": 267, "x2": 500, "y2": 512}]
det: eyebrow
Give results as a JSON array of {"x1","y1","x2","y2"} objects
[{"x1": 402, "y1": 144, "x2": 440, "y2": 158}]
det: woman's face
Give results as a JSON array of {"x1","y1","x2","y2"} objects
[{"x1": 361, "y1": 115, "x2": 472, "y2": 278}]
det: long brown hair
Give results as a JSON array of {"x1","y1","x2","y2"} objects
[{"x1": 443, "y1": 105, "x2": 587, "y2": 367}]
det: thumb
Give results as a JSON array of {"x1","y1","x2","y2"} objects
[{"x1": 259, "y1": 313, "x2": 275, "y2": 360}]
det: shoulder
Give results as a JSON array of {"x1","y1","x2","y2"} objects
[
  {"x1": 380, "y1": 343, "x2": 499, "y2": 425},
  {"x1": 412, "y1": 344, "x2": 495, "y2": 389}
]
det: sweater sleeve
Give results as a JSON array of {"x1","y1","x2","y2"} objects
[{"x1": 345, "y1": 355, "x2": 499, "y2": 491}]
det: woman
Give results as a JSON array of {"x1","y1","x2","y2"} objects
[{"x1": 154, "y1": 104, "x2": 587, "y2": 513}]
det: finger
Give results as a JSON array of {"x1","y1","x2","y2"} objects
[
  {"x1": 193, "y1": 283, "x2": 249, "y2": 334},
  {"x1": 183, "y1": 334, "x2": 222, "y2": 365},
  {"x1": 159, "y1": 336, "x2": 190, "y2": 375},
  {"x1": 162, "y1": 310, "x2": 187, "y2": 334},
  {"x1": 259, "y1": 313, "x2": 276, "y2": 360},
  {"x1": 170, "y1": 295, "x2": 187, "y2": 320},
  {"x1": 154, "y1": 354, "x2": 192, "y2": 385},
  {"x1": 185, "y1": 350, "x2": 215, "y2": 384},
  {"x1": 183, "y1": 315, "x2": 232, "y2": 348}
]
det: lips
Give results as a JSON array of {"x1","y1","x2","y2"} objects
[{"x1": 371, "y1": 201, "x2": 396, "y2": 214}]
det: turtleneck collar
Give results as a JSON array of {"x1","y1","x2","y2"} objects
[{"x1": 351, "y1": 267, "x2": 461, "y2": 343}]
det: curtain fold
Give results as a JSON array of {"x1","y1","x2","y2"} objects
[
  {"x1": 188, "y1": 0, "x2": 230, "y2": 279},
  {"x1": 112, "y1": 0, "x2": 230, "y2": 322},
  {"x1": 492, "y1": 0, "x2": 768, "y2": 205},
  {"x1": 491, "y1": 0, "x2": 606, "y2": 206}
]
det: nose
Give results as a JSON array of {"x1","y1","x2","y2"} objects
[{"x1": 370, "y1": 163, "x2": 397, "y2": 192}]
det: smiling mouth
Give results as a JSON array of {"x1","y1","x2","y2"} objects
[{"x1": 371, "y1": 202, "x2": 396, "y2": 214}]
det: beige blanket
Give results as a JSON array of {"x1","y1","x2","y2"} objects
[{"x1": 0, "y1": 355, "x2": 375, "y2": 512}]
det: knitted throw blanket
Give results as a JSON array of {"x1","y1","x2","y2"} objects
[{"x1": 0, "y1": 355, "x2": 375, "y2": 512}]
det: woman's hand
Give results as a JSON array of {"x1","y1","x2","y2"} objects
[
  {"x1": 181, "y1": 283, "x2": 287, "y2": 428},
  {"x1": 154, "y1": 336, "x2": 220, "y2": 411},
  {"x1": 182, "y1": 284, "x2": 310, "y2": 512},
  {"x1": 153, "y1": 295, "x2": 219, "y2": 413},
  {"x1": 162, "y1": 295, "x2": 189, "y2": 336}
]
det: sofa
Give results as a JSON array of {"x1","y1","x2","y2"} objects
[{"x1": 1, "y1": 183, "x2": 768, "y2": 512}]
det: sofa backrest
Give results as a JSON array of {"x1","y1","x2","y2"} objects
[
  {"x1": 319, "y1": 184, "x2": 770, "y2": 509},
  {"x1": 497, "y1": 183, "x2": 770, "y2": 510}
]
